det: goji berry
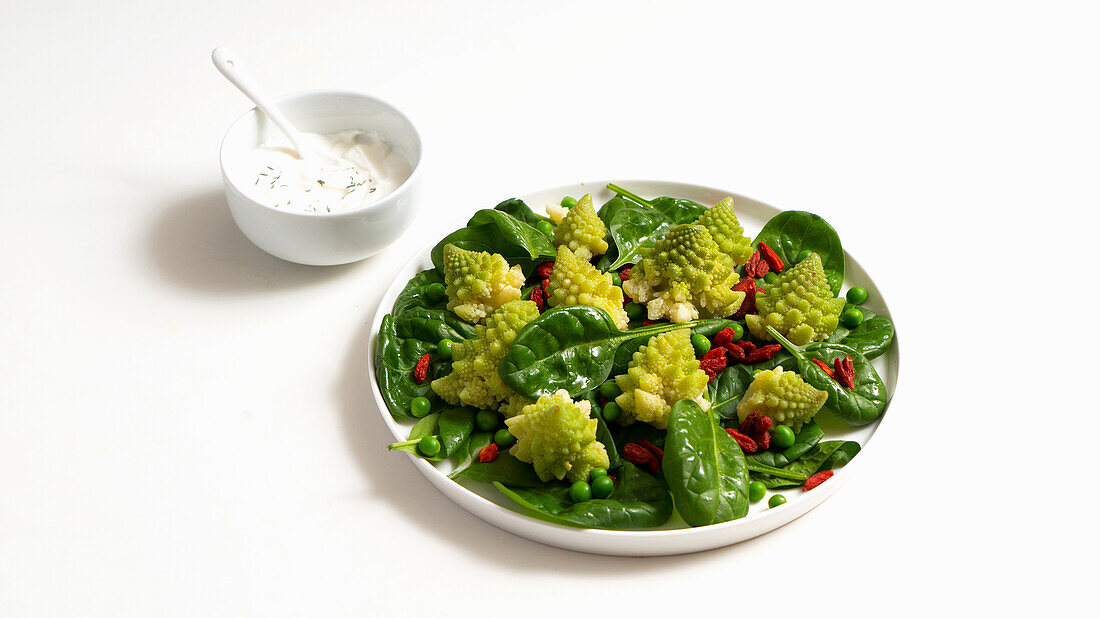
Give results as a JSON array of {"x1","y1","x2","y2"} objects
[
  {"x1": 478, "y1": 442, "x2": 499, "y2": 463},
  {"x1": 724, "y1": 343, "x2": 747, "y2": 362},
  {"x1": 641, "y1": 320, "x2": 660, "y2": 326},
  {"x1": 745, "y1": 344, "x2": 782, "y2": 364},
  {"x1": 731, "y1": 277, "x2": 758, "y2": 320},
  {"x1": 534, "y1": 260, "x2": 554, "y2": 280},
  {"x1": 725, "y1": 428, "x2": 758, "y2": 453},
  {"x1": 757, "y1": 241, "x2": 785, "y2": 272},
  {"x1": 412, "y1": 353, "x2": 431, "y2": 384},
  {"x1": 740, "y1": 410, "x2": 773, "y2": 450},
  {"x1": 811, "y1": 357, "x2": 836, "y2": 379},
  {"x1": 622, "y1": 442, "x2": 660, "y2": 474},
  {"x1": 734, "y1": 340, "x2": 757, "y2": 354},
  {"x1": 530, "y1": 285, "x2": 547, "y2": 312},
  {"x1": 619, "y1": 266, "x2": 631, "y2": 281},
  {"x1": 713, "y1": 327, "x2": 736, "y2": 348},
  {"x1": 745, "y1": 251, "x2": 762, "y2": 278},
  {"x1": 700, "y1": 353, "x2": 728, "y2": 382},
  {"x1": 803, "y1": 470, "x2": 834, "y2": 491},
  {"x1": 636, "y1": 439, "x2": 663, "y2": 461},
  {"x1": 834, "y1": 355, "x2": 855, "y2": 389}
]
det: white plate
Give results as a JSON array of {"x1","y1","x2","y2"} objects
[{"x1": 367, "y1": 179, "x2": 900, "y2": 556}]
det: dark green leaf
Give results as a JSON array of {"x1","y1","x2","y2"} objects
[
  {"x1": 663, "y1": 400, "x2": 750, "y2": 527},
  {"x1": 448, "y1": 432, "x2": 493, "y2": 478},
  {"x1": 492, "y1": 461, "x2": 672, "y2": 530},
  {"x1": 493, "y1": 197, "x2": 547, "y2": 232},
  {"x1": 375, "y1": 315, "x2": 436, "y2": 419},
  {"x1": 438, "y1": 406, "x2": 477, "y2": 457},
  {"x1": 606, "y1": 203, "x2": 672, "y2": 270},
  {"x1": 826, "y1": 303, "x2": 895, "y2": 360},
  {"x1": 607, "y1": 183, "x2": 708, "y2": 224},
  {"x1": 708, "y1": 365, "x2": 755, "y2": 419},
  {"x1": 754, "y1": 211, "x2": 845, "y2": 296},
  {"x1": 430, "y1": 209, "x2": 556, "y2": 274},
  {"x1": 750, "y1": 440, "x2": 860, "y2": 488},
  {"x1": 801, "y1": 343, "x2": 888, "y2": 426},
  {"x1": 387, "y1": 412, "x2": 441, "y2": 455},
  {"x1": 450, "y1": 452, "x2": 543, "y2": 487},
  {"x1": 582, "y1": 389, "x2": 622, "y2": 470}
]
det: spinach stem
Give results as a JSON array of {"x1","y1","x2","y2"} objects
[
  {"x1": 765, "y1": 326, "x2": 804, "y2": 361},
  {"x1": 606, "y1": 182, "x2": 652, "y2": 206},
  {"x1": 387, "y1": 438, "x2": 423, "y2": 450},
  {"x1": 745, "y1": 461, "x2": 809, "y2": 481}
]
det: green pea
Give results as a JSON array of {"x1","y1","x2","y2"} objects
[
  {"x1": 772, "y1": 425, "x2": 796, "y2": 449},
  {"x1": 691, "y1": 333, "x2": 711, "y2": 357},
  {"x1": 796, "y1": 249, "x2": 813, "y2": 263},
  {"x1": 846, "y1": 286, "x2": 868, "y2": 305},
  {"x1": 436, "y1": 339, "x2": 454, "y2": 361},
  {"x1": 729, "y1": 323, "x2": 744, "y2": 341},
  {"x1": 768, "y1": 494, "x2": 787, "y2": 508},
  {"x1": 425, "y1": 282, "x2": 447, "y2": 302},
  {"x1": 409, "y1": 396, "x2": 431, "y2": 418},
  {"x1": 749, "y1": 481, "x2": 766, "y2": 503},
  {"x1": 599, "y1": 381, "x2": 622, "y2": 400},
  {"x1": 841, "y1": 307, "x2": 864, "y2": 328},
  {"x1": 561, "y1": 196, "x2": 578, "y2": 209},
  {"x1": 602, "y1": 401, "x2": 621, "y2": 423},
  {"x1": 569, "y1": 481, "x2": 592, "y2": 502},
  {"x1": 624, "y1": 302, "x2": 645, "y2": 321},
  {"x1": 589, "y1": 467, "x2": 608, "y2": 480},
  {"x1": 610, "y1": 272, "x2": 622, "y2": 287},
  {"x1": 764, "y1": 272, "x2": 779, "y2": 284},
  {"x1": 535, "y1": 220, "x2": 553, "y2": 236},
  {"x1": 417, "y1": 436, "x2": 441, "y2": 457},
  {"x1": 493, "y1": 428, "x2": 516, "y2": 448},
  {"x1": 475, "y1": 410, "x2": 499, "y2": 431},
  {"x1": 591, "y1": 475, "x2": 614, "y2": 499}
]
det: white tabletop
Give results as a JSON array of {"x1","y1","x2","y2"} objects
[{"x1": 1, "y1": 1, "x2": 1094, "y2": 615}]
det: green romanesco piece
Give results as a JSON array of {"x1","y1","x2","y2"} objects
[
  {"x1": 546, "y1": 246, "x2": 629, "y2": 329},
  {"x1": 621, "y1": 224, "x2": 745, "y2": 323},
  {"x1": 430, "y1": 300, "x2": 540, "y2": 412},
  {"x1": 443, "y1": 244, "x2": 525, "y2": 324},
  {"x1": 745, "y1": 252, "x2": 845, "y2": 345},
  {"x1": 505, "y1": 389, "x2": 610, "y2": 482},
  {"x1": 613, "y1": 328, "x2": 710, "y2": 429},
  {"x1": 500, "y1": 395, "x2": 533, "y2": 419},
  {"x1": 551, "y1": 194, "x2": 608, "y2": 260},
  {"x1": 736, "y1": 366, "x2": 828, "y2": 431},
  {"x1": 697, "y1": 197, "x2": 754, "y2": 265}
]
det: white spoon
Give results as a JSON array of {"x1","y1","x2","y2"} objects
[{"x1": 212, "y1": 47, "x2": 335, "y2": 165}]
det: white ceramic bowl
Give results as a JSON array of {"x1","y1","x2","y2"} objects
[
  {"x1": 368, "y1": 180, "x2": 901, "y2": 556},
  {"x1": 219, "y1": 90, "x2": 422, "y2": 265}
]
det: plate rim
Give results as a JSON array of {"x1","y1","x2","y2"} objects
[{"x1": 366, "y1": 178, "x2": 901, "y2": 555}]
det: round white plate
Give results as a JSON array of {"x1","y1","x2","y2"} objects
[{"x1": 367, "y1": 179, "x2": 900, "y2": 556}]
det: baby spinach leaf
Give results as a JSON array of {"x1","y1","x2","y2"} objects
[
  {"x1": 826, "y1": 303, "x2": 895, "y2": 360},
  {"x1": 447, "y1": 432, "x2": 493, "y2": 478},
  {"x1": 375, "y1": 315, "x2": 438, "y2": 419},
  {"x1": 393, "y1": 307, "x2": 476, "y2": 344},
  {"x1": 387, "y1": 412, "x2": 442, "y2": 455},
  {"x1": 663, "y1": 399, "x2": 750, "y2": 527},
  {"x1": 450, "y1": 452, "x2": 543, "y2": 487},
  {"x1": 499, "y1": 306, "x2": 720, "y2": 398},
  {"x1": 754, "y1": 211, "x2": 845, "y2": 296},
  {"x1": 607, "y1": 203, "x2": 672, "y2": 270},
  {"x1": 582, "y1": 389, "x2": 622, "y2": 470},
  {"x1": 438, "y1": 406, "x2": 477, "y2": 457},
  {"x1": 430, "y1": 209, "x2": 556, "y2": 274},
  {"x1": 767, "y1": 327, "x2": 888, "y2": 426},
  {"x1": 749, "y1": 440, "x2": 861, "y2": 488},
  {"x1": 493, "y1": 197, "x2": 547, "y2": 232},
  {"x1": 744, "y1": 420, "x2": 824, "y2": 468},
  {"x1": 607, "y1": 183, "x2": 708, "y2": 225},
  {"x1": 612, "y1": 318, "x2": 735, "y2": 375},
  {"x1": 708, "y1": 365, "x2": 755, "y2": 419},
  {"x1": 492, "y1": 461, "x2": 673, "y2": 530},
  {"x1": 820, "y1": 440, "x2": 861, "y2": 470}
]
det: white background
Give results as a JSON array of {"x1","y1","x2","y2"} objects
[{"x1": 1, "y1": 1, "x2": 1096, "y2": 615}]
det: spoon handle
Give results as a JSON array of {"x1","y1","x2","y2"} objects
[{"x1": 211, "y1": 47, "x2": 310, "y2": 159}]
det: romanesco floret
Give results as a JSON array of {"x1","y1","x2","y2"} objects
[
  {"x1": 551, "y1": 194, "x2": 608, "y2": 260},
  {"x1": 621, "y1": 224, "x2": 745, "y2": 323},
  {"x1": 431, "y1": 300, "x2": 539, "y2": 412},
  {"x1": 443, "y1": 244, "x2": 525, "y2": 324},
  {"x1": 745, "y1": 252, "x2": 845, "y2": 345},
  {"x1": 697, "y1": 197, "x2": 754, "y2": 265},
  {"x1": 505, "y1": 389, "x2": 610, "y2": 482},
  {"x1": 545, "y1": 246, "x2": 629, "y2": 329},
  {"x1": 736, "y1": 366, "x2": 827, "y2": 431},
  {"x1": 613, "y1": 329, "x2": 710, "y2": 429}
]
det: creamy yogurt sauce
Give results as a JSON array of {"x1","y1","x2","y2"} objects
[{"x1": 246, "y1": 129, "x2": 412, "y2": 214}]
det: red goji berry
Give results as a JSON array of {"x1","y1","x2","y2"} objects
[
  {"x1": 745, "y1": 344, "x2": 782, "y2": 364},
  {"x1": 535, "y1": 260, "x2": 554, "y2": 280},
  {"x1": 731, "y1": 277, "x2": 758, "y2": 320},
  {"x1": 811, "y1": 357, "x2": 836, "y2": 379},
  {"x1": 700, "y1": 353, "x2": 728, "y2": 382},
  {"x1": 622, "y1": 443, "x2": 660, "y2": 474},
  {"x1": 740, "y1": 410, "x2": 772, "y2": 450},
  {"x1": 412, "y1": 354, "x2": 431, "y2": 384},
  {"x1": 636, "y1": 439, "x2": 664, "y2": 461},
  {"x1": 724, "y1": 342, "x2": 747, "y2": 362},
  {"x1": 619, "y1": 266, "x2": 631, "y2": 281},
  {"x1": 530, "y1": 285, "x2": 547, "y2": 312},
  {"x1": 734, "y1": 340, "x2": 757, "y2": 353},
  {"x1": 725, "y1": 428, "x2": 758, "y2": 453},
  {"x1": 757, "y1": 241, "x2": 785, "y2": 272},
  {"x1": 478, "y1": 442, "x2": 499, "y2": 463},
  {"x1": 834, "y1": 355, "x2": 856, "y2": 389},
  {"x1": 745, "y1": 251, "x2": 762, "y2": 277},
  {"x1": 803, "y1": 470, "x2": 834, "y2": 491},
  {"x1": 713, "y1": 327, "x2": 736, "y2": 348}
]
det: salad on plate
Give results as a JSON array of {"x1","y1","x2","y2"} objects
[{"x1": 375, "y1": 183, "x2": 895, "y2": 530}]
